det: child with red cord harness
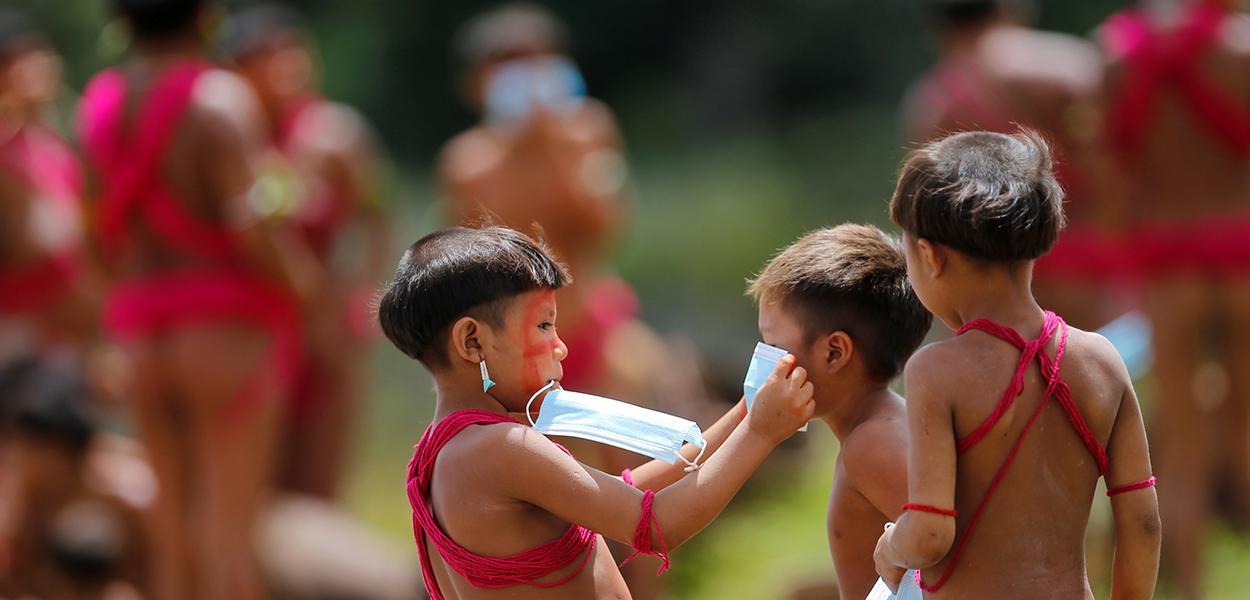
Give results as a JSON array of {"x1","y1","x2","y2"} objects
[
  {"x1": 378, "y1": 227, "x2": 813, "y2": 600},
  {"x1": 873, "y1": 130, "x2": 1160, "y2": 599}
]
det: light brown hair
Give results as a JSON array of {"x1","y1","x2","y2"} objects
[{"x1": 748, "y1": 224, "x2": 932, "y2": 382}]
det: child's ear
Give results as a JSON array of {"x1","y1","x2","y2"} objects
[
  {"x1": 449, "y1": 316, "x2": 489, "y2": 364},
  {"x1": 917, "y1": 238, "x2": 945, "y2": 277},
  {"x1": 824, "y1": 331, "x2": 854, "y2": 373}
]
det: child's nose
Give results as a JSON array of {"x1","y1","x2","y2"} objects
[{"x1": 553, "y1": 336, "x2": 568, "y2": 361}]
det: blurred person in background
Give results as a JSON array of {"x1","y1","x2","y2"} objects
[
  {"x1": 902, "y1": 0, "x2": 1121, "y2": 331},
  {"x1": 0, "y1": 356, "x2": 152, "y2": 600},
  {"x1": 0, "y1": 9, "x2": 97, "y2": 358},
  {"x1": 225, "y1": 2, "x2": 393, "y2": 501},
  {"x1": 438, "y1": 5, "x2": 715, "y2": 596},
  {"x1": 1099, "y1": 0, "x2": 1250, "y2": 596},
  {"x1": 76, "y1": 0, "x2": 320, "y2": 597}
]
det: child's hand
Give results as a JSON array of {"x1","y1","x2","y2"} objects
[
  {"x1": 874, "y1": 523, "x2": 906, "y2": 593},
  {"x1": 745, "y1": 355, "x2": 815, "y2": 445}
]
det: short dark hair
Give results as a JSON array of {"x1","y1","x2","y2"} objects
[
  {"x1": 890, "y1": 129, "x2": 1066, "y2": 263},
  {"x1": 0, "y1": 356, "x2": 95, "y2": 452},
  {"x1": 0, "y1": 9, "x2": 45, "y2": 60},
  {"x1": 221, "y1": 2, "x2": 306, "y2": 62},
  {"x1": 378, "y1": 227, "x2": 570, "y2": 369},
  {"x1": 747, "y1": 224, "x2": 933, "y2": 383},
  {"x1": 114, "y1": 0, "x2": 207, "y2": 40},
  {"x1": 453, "y1": 2, "x2": 568, "y2": 68}
]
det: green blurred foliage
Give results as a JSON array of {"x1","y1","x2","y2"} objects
[{"x1": 15, "y1": 0, "x2": 1125, "y2": 161}]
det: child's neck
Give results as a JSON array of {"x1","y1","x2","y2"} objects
[
  {"x1": 949, "y1": 264, "x2": 1045, "y2": 332},
  {"x1": 432, "y1": 374, "x2": 510, "y2": 421},
  {"x1": 819, "y1": 381, "x2": 892, "y2": 442}
]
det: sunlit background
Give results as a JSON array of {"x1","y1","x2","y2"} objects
[{"x1": 5, "y1": 0, "x2": 1250, "y2": 598}]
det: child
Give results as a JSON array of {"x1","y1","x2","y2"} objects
[
  {"x1": 747, "y1": 224, "x2": 932, "y2": 600},
  {"x1": 873, "y1": 130, "x2": 1160, "y2": 598},
  {"x1": 0, "y1": 356, "x2": 150, "y2": 599},
  {"x1": 378, "y1": 226, "x2": 814, "y2": 600}
]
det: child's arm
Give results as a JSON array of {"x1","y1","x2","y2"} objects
[
  {"x1": 1105, "y1": 377, "x2": 1161, "y2": 600},
  {"x1": 873, "y1": 351, "x2": 958, "y2": 591},
  {"x1": 497, "y1": 357, "x2": 813, "y2": 553},
  {"x1": 622, "y1": 398, "x2": 748, "y2": 492}
]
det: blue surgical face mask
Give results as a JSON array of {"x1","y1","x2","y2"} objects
[
  {"x1": 526, "y1": 381, "x2": 707, "y2": 471},
  {"x1": 484, "y1": 56, "x2": 586, "y2": 123},
  {"x1": 743, "y1": 342, "x2": 788, "y2": 409},
  {"x1": 742, "y1": 342, "x2": 808, "y2": 432}
]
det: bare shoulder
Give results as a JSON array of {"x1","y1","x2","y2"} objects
[
  {"x1": 988, "y1": 27, "x2": 1101, "y2": 92},
  {"x1": 440, "y1": 420, "x2": 571, "y2": 476},
  {"x1": 1221, "y1": 12, "x2": 1250, "y2": 59},
  {"x1": 188, "y1": 69, "x2": 264, "y2": 143},
  {"x1": 571, "y1": 98, "x2": 619, "y2": 136},
  {"x1": 1059, "y1": 325, "x2": 1132, "y2": 390},
  {"x1": 298, "y1": 101, "x2": 373, "y2": 156},
  {"x1": 840, "y1": 406, "x2": 908, "y2": 484},
  {"x1": 902, "y1": 338, "x2": 969, "y2": 398},
  {"x1": 437, "y1": 126, "x2": 503, "y2": 184}
]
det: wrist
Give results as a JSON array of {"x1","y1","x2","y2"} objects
[{"x1": 741, "y1": 414, "x2": 782, "y2": 448}]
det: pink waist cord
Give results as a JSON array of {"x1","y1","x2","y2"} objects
[
  {"x1": 620, "y1": 469, "x2": 635, "y2": 487},
  {"x1": 618, "y1": 489, "x2": 671, "y2": 575},
  {"x1": 1107, "y1": 476, "x2": 1157, "y2": 497}
]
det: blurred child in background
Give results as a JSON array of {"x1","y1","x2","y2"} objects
[
  {"x1": 903, "y1": 0, "x2": 1121, "y2": 331},
  {"x1": 0, "y1": 9, "x2": 97, "y2": 356},
  {"x1": 77, "y1": 0, "x2": 320, "y2": 597},
  {"x1": 0, "y1": 356, "x2": 151, "y2": 600},
  {"x1": 225, "y1": 2, "x2": 393, "y2": 501},
  {"x1": 1100, "y1": 1, "x2": 1250, "y2": 596}
]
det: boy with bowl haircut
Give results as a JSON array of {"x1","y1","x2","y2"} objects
[
  {"x1": 874, "y1": 130, "x2": 1160, "y2": 598},
  {"x1": 747, "y1": 224, "x2": 933, "y2": 599},
  {"x1": 379, "y1": 226, "x2": 814, "y2": 599}
]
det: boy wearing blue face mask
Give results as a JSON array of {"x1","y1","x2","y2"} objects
[
  {"x1": 378, "y1": 226, "x2": 815, "y2": 600},
  {"x1": 747, "y1": 224, "x2": 933, "y2": 600}
]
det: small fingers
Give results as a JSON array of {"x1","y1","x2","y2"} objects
[{"x1": 788, "y1": 365, "x2": 808, "y2": 387}]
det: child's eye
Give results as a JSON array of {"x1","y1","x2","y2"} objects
[{"x1": 538, "y1": 321, "x2": 554, "y2": 331}]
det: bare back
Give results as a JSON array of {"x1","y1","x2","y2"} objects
[
  {"x1": 111, "y1": 65, "x2": 267, "y2": 276},
  {"x1": 1103, "y1": 10, "x2": 1250, "y2": 221},
  {"x1": 912, "y1": 322, "x2": 1128, "y2": 598}
]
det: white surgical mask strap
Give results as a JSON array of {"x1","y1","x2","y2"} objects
[
  {"x1": 680, "y1": 443, "x2": 707, "y2": 473},
  {"x1": 525, "y1": 380, "x2": 559, "y2": 427}
]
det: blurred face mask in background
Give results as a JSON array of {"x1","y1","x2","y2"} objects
[
  {"x1": 527, "y1": 381, "x2": 707, "y2": 471},
  {"x1": 484, "y1": 56, "x2": 586, "y2": 122}
]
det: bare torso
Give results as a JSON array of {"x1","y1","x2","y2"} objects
[
  {"x1": 918, "y1": 325, "x2": 1125, "y2": 598},
  {"x1": 0, "y1": 124, "x2": 94, "y2": 343},
  {"x1": 421, "y1": 423, "x2": 630, "y2": 599},
  {"x1": 828, "y1": 399, "x2": 908, "y2": 600}
]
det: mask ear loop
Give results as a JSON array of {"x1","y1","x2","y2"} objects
[
  {"x1": 679, "y1": 443, "x2": 707, "y2": 472},
  {"x1": 525, "y1": 380, "x2": 559, "y2": 427}
]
